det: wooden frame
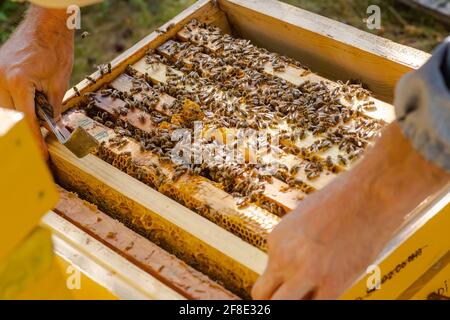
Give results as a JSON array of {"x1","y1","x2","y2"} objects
[
  {"x1": 41, "y1": 211, "x2": 185, "y2": 300},
  {"x1": 50, "y1": 0, "x2": 443, "y2": 299},
  {"x1": 53, "y1": 186, "x2": 238, "y2": 299},
  {"x1": 49, "y1": 138, "x2": 265, "y2": 298}
]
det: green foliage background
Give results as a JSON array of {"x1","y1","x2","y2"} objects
[{"x1": 0, "y1": 0, "x2": 448, "y2": 85}]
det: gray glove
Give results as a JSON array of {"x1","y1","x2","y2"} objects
[{"x1": 395, "y1": 37, "x2": 450, "y2": 172}]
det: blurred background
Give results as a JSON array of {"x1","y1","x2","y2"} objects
[{"x1": 1, "y1": 0, "x2": 448, "y2": 85}]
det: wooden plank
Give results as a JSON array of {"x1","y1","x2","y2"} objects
[
  {"x1": 43, "y1": 212, "x2": 185, "y2": 300},
  {"x1": 398, "y1": 0, "x2": 450, "y2": 26},
  {"x1": 48, "y1": 130, "x2": 267, "y2": 298},
  {"x1": 61, "y1": 0, "x2": 229, "y2": 112},
  {"x1": 217, "y1": 0, "x2": 430, "y2": 102},
  {"x1": 55, "y1": 186, "x2": 239, "y2": 300}
]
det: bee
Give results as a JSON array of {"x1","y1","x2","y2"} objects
[
  {"x1": 111, "y1": 108, "x2": 121, "y2": 118},
  {"x1": 100, "y1": 88, "x2": 113, "y2": 97},
  {"x1": 325, "y1": 156, "x2": 334, "y2": 168},
  {"x1": 125, "y1": 65, "x2": 138, "y2": 76},
  {"x1": 86, "y1": 76, "x2": 96, "y2": 84},
  {"x1": 338, "y1": 155, "x2": 348, "y2": 166},
  {"x1": 93, "y1": 116, "x2": 102, "y2": 123},
  {"x1": 362, "y1": 102, "x2": 377, "y2": 112},
  {"x1": 273, "y1": 63, "x2": 286, "y2": 72},
  {"x1": 138, "y1": 114, "x2": 146, "y2": 124},
  {"x1": 119, "y1": 107, "x2": 128, "y2": 116},
  {"x1": 171, "y1": 169, "x2": 184, "y2": 182},
  {"x1": 73, "y1": 86, "x2": 81, "y2": 97},
  {"x1": 165, "y1": 23, "x2": 175, "y2": 33},
  {"x1": 81, "y1": 31, "x2": 90, "y2": 39},
  {"x1": 130, "y1": 86, "x2": 143, "y2": 94},
  {"x1": 160, "y1": 155, "x2": 171, "y2": 162},
  {"x1": 290, "y1": 164, "x2": 301, "y2": 175},
  {"x1": 116, "y1": 140, "x2": 129, "y2": 150},
  {"x1": 97, "y1": 64, "x2": 106, "y2": 76},
  {"x1": 111, "y1": 90, "x2": 122, "y2": 100},
  {"x1": 106, "y1": 232, "x2": 117, "y2": 239},
  {"x1": 85, "y1": 101, "x2": 96, "y2": 111},
  {"x1": 306, "y1": 170, "x2": 320, "y2": 180},
  {"x1": 84, "y1": 91, "x2": 97, "y2": 99}
]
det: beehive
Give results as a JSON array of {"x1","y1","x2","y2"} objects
[{"x1": 48, "y1": 0, "x2": 449, "y2": 300}]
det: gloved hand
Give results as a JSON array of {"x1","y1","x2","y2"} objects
[{"x1": 395, "y1": 36, "x2": 450, "y2": 172}]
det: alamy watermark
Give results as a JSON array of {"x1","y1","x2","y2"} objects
[
  {"x1": 366, "y1": 264, "x2": 381, "y2": 292},
  {"x1": 366, "y1": 5, "x2": 382, "y2": 30},
  {"x1": 66, "y1": 264, "x2": 81, "y2": 290},
  {"x1": 170, "y1": 121, "x2": 285, "y2": 173},
  {"x1": 66, "y1": 5, "x2": 81, "y2": 30}
]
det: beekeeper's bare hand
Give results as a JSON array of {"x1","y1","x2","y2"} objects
[
  {"x1": 252, "y1": 171, "x2": 384, "y2": 300},
  {"x1": 252, "y1": 123, "x2": 450, "y2": 300},
  {"x1": 0, "y1": 5, "x2": 74, "y2": 158}
]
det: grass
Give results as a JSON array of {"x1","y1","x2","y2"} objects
[
  {"x1": 0, "y1": 0, "x2": 448, "y2": 85},
  {"x1": 0, "y1": 1, "x2": 24, "y2": 43}
]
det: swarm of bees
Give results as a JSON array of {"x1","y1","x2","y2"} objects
[{"x1": 81, "y1": 19, "x2": 386, "y2": 216}]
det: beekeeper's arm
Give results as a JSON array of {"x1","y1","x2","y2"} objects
[
  {"x1": 252, "y1": 39, "x2": 450, "y2": 300},
  {"x1": 0, "y1": 1, "x2": 101, "y2": 158}
]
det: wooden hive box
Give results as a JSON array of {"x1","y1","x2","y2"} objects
[{"x1": 47, "y1": 0, "x2": 450, "y2": 299}]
